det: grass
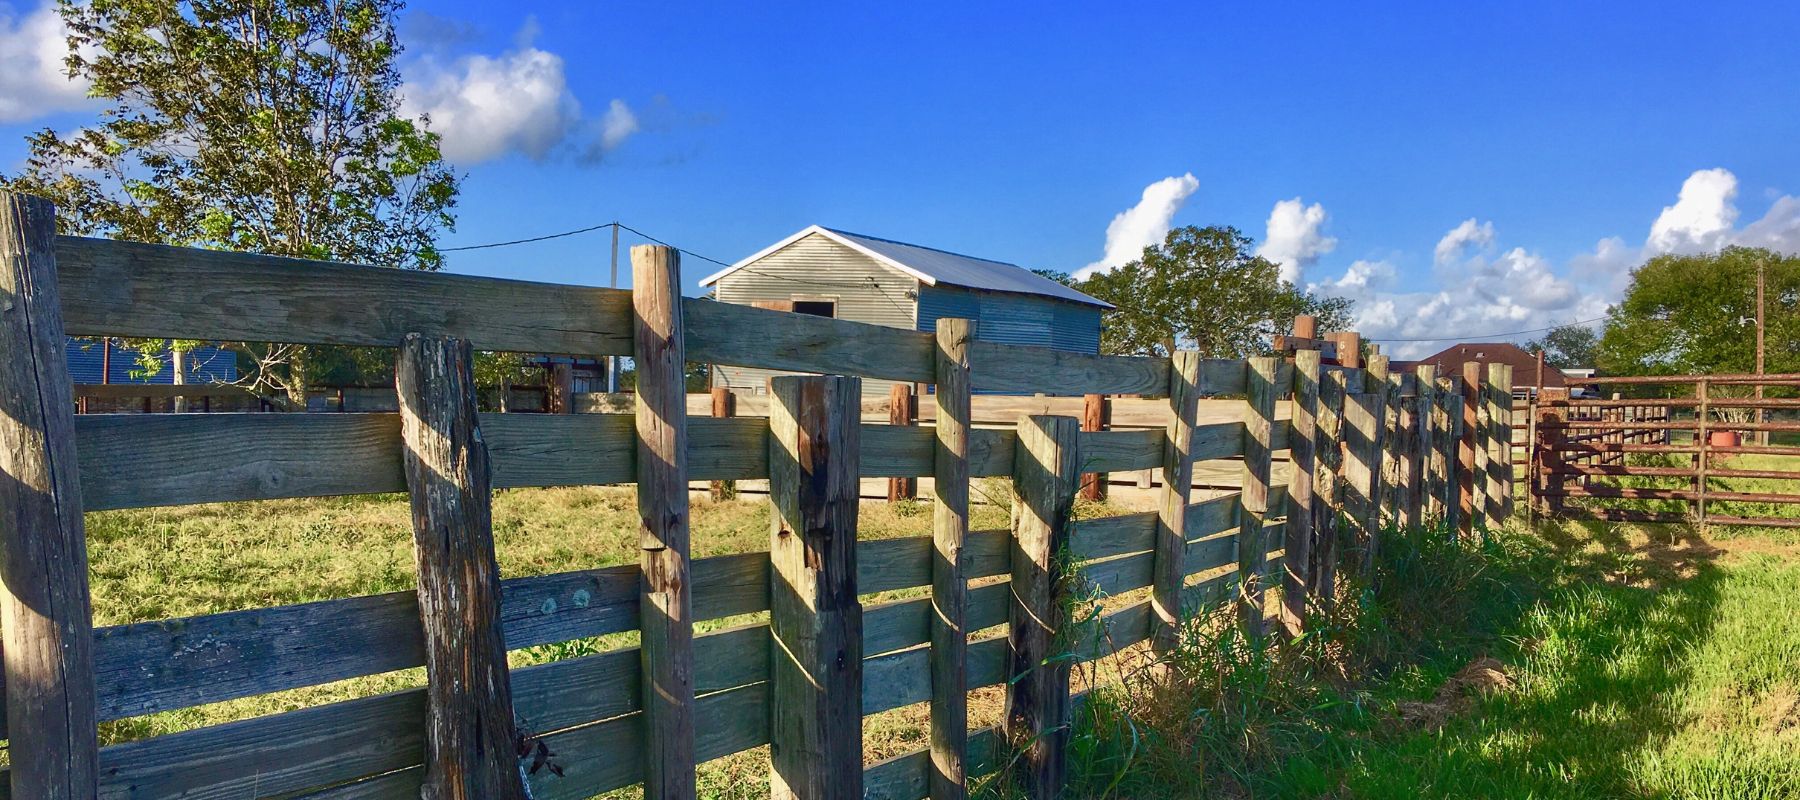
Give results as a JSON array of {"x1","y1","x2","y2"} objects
[{"x1": 70, "y1": 481, "x2": 1800, "y2": 798}]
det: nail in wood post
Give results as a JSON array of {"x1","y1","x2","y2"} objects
[
  {"x1": 711, "y1": 387, "x2": 738, "y2": 501},
  {"x1": 1237, "y1": 357, "x2": 1279, "y2": 641},
  {"x1": 1497, "y1": 365, "x2": 1515, "y2": 520},
  {"x1": 930, "y1": 319, "x2": 972, "y2": 800},
  {"x1": 768, "y1": 374, "x2": 863, "y2": 800},
  {"x1": 632, "y1": 245, "x2": 697, "y2": 799},
  {"x1": 1459, "y1": 362, "x2": 1483, "y2": 535},
  {"x1": 889, "y1": 383, "x2": 918, "y2": 502},
  {"x1": 1152, "y1": 352, "x2": 1203, "y2": 654},
  {"x1": 1282, "y1": 350, "x2": 1321, "y2": 636},
  {"x1": 1080, "y1": 393, "x2": 1111, "y2": 501},
  {"x1": 397, "y1": 334, "x2": 528, "y2": 800},
  {"x1": 1312, "y1": 365, "x2": 1347, "y2": 609},
  {"x1": 1006, "y1": 414, "x2": 1080, "y2": 799},
  {"x1": 0, "y1": 192, "x2": 99, "y2": 799}
]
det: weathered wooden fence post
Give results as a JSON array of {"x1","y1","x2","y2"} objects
[
  {"x1": 711, "y1": 386, "x2": 738, "y2": 501},
  {"x1": 1282, "y1": 350, "x2": 1321, "y2": 636},
  {"x1": 1080, "y1": 393, "x2": 1111, "y2": 501},
  {"x1": 931, "y1": 319, "x2": 973, "y2": 800},
  {"x1": 1363, "y1": 354, "x2": 1393, "y2": 575},
  {"x1": 1342, "y1": 390, "x2": 1385, "y2": 575},
  {"x1": 1238, "y1": 357, "x2": 1280, "y2": 642},
  {"x1": 890, "y1": 383, "x2": 918, "y2": 502},
  {"x1": 1310, "y1": 363, "x2": 1347, "y2": 610},
  {"x1": 1483, "y1": 363, "x2": 1507, "y2": 525},
  {"x1": 1152, "y1": 352, "x2": 1203, "y2": 655},
  {"x1": 1460, "y1": 362, "x2": 1484, "y2": 535},
  {"x1": 0, "y1": 191, "x2": 100, "y2": 798},
  {"x1": 1414, "y1": 365, "x2": 1442, "y2": 524},
  {"x1": 1006, "y1": 414, "x2": 1080, "y2": 799},
  {"x1": 1535, "y1": 387, "x2": 1567, "y2": 517},
  {"x1": 396, "y1": 334, "x2": 528, "y2": 800},
  {"x1": 1497, "y1": 364, "x2": 1515, "y2": 520},
  {"x1": 1396, "y1": 372, "x2": 1423, "y2": 529},
  {"x1": 632, "y1": 245, "x2": 697, "y2": 799},
  {"x1": 768, "y1": 374, "x2": 863, "y2": 800},
  {"x1": 1436, "y1": 376, "x2": 1463, "y2": 536}
]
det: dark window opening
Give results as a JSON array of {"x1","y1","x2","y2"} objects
[{"x1": 792, "y1": 300, "x2": 836, "y2": 318}]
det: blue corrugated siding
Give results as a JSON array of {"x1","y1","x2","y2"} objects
[
  {"x1": 66, "y1": 338, "x2": 238, "y2": 384},
  {"x1": 915, "y1": 285, "x2": 1101, "y2": 354}
]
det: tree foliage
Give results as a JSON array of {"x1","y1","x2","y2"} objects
[
  {"x1": 1596, "y1": 247, "x2": 1800, "y2": 377},
  {"x1": 2, "y1": 0, "x2": 459, "y2": 404},
  {"x1": 1073, "y1": 225, "x2": 1352, "y2": 358},
  {"x1": 1524, "y1": 324, "x2": 1600, "y2": 369}
]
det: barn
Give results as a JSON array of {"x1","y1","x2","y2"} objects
[{"x1": 700, "y1": 225, "x2": 1111, "y2": 396}]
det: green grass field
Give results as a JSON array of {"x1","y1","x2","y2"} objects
[{"x1": 74, "y1": 482, "x2": 1800, "y2": 798}]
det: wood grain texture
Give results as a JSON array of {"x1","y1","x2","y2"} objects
[
  {"x1": 1237, "y1": 357, "x2": 1279, "y2": 641},
  {"x1": 632, "y1": 245, "x2": 697, "y2": 799},
  {"x1": 1006, "y1": 415, "x2": 1080, "y2": 799},
  {"x1": 711, "y1": 387, "x2": 739, "y2": 501},
  {"x1": 930, "y1": 319, "x2": 971, "y2": 800},
  {"x1": 768, "y1": 375, "x2": 864, "y2": 800},
  {"x1": 969, "y1": 340, "x2": 1169, "y2": 397},
  {"x1": 55, "y1": 235, "x2": 633, "y2": 354},
  {"x1": 1460, "y1": 362, "x2": 1483, "y2": 535},
  {"x1": 1341, "y1": 392, "x2": 1384, "y2": 570},
  {"x1": 1152, "y1": 352, "x2": 1203, "y2": 653},
  {"x1": 686, "y1": 297, "x2": 935, "y2": 382},
  {"x1": 890, "y1": 383, "x2": 919, "y2": 501},
  {"x1": 396, "y1": 334, "x2": 527, "y2": 800},
  {"x1": 1282, "y1": 350, "x2": 1321, "y2": 637},
  {"x1": 1435, "y1": 378, "x2": 1463, "y2": 535},
  {"x1": 1080, "y1": 393, "x2": 1110, "y2": 501},
  {"x1": 1415, "y1": 366, "x2": 1443, "y2": 522},
  {"x1": 1311, "y1": 365, "x2": 1347, "y2": 610},
  {"x1": 1496, "y1": 364, "x2": 1516, "y2": 519},
  {"x1": 1396, "y1": 374, "x2": 1423, "y2": 529},
  {"x1": 0, "y1": 192, "x2": 98, "y2": 798}
]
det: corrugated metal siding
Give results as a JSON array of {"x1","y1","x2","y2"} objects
[
  {"x1": 712, "y1": 232, "x2": 917, "y2": 397},
  {"x1": 67, "y1": 338, "x2": 238, "y2": 384},
  {"x1": 916, "y1": 285, "x2": 1101, "y2": 355}
]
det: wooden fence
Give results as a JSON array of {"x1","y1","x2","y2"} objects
[
  {"x1": 0, "y1": 191, "x2": 1515, "y2": 800},
  {"x1": 1531, "y1": 373, "x2": 1800, "y2": 529}
]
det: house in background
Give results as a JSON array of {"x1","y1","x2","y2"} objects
[
  {"x1": 1400, "y1": 341, "x2": 1571, "y2": 400},
  {"x1": 700, "y1": 225, "x2": 1112, "y2": 396}
]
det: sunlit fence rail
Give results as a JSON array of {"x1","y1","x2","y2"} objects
[{"x1": 0, "y1": 191, "x2": 1514, "y2": 800}]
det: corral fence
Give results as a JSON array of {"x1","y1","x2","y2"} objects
[
  {"x1": 1530, "y1": 372, "x2": 1800, "y2": 529},
  {"x1": 0, "y1": 191, "x2": 1514, "y2": 800}
]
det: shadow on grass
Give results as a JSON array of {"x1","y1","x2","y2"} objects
[{"x1": 1338, "y1": 518, "x2": 1731, "y2": 798}]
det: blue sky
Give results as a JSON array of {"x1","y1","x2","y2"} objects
[{"x1": 5, "y1": 1, "x2": 1799, "y2": 355}]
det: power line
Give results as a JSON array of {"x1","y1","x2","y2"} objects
[
  {"x1": 1368, "y1": 316, "x2": 1607, "y2": 343},
  {"x1": 436, "y1": 222, "x2": 618, "y2": 252}
]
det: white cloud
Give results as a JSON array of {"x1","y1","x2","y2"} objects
[
  {"x1": 1075, "y1": 173, "x2": 1199, "y2": 279},
  {"x1": 1257, "y1": 197, "x2": 1337, "y2": 284},
  {"x1": 0, "y1": 3, "x2": 92, "y2": 123},
  {"x1": 400, "y1": 19, "x2": 637, "y2": 164},
  {"x1": 1433, "y1": 218, "x2": 1496, "y2": 266},
  {"x1": 1312, "y1": 168, "x2": 1800, "y2": 359},
  {"x1": 1647, "y1": 167, "x2": 1738, "y2": 254}
]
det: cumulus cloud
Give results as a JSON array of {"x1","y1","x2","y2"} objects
[
  {"x1": 1311, "y1": 167, "x2": 1800, "y2": 359},
  {"x1": 1257, "y1": 198, "x2": 1337, "y2": 284},
  {"x1": 401, "y1": 19, "x2": 638, "y2": 164},
  {"x1": 1075, "y1": 173, "x2": 1199, "y2": 279},
  {"x1": 1433, "y1": 218, "x2": 1496, "y2": 266},
  {"x1": 0, "y1": 3, "x2": 91, "y2": 123},
  {"x1": 1647, "y1": 168, "x2": 1738, "y2": 254}
]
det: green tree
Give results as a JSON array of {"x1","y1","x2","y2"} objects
[
  {"x1": 1597, "y1": 247, "x2": 1800, "y2": 377},
  {"x1": 1074, "y1": 225, "x2": 1352, "y2": 358},
  {"x1": 3, "y1": 0, "x2": 458, "y2": 406},
  {"x1": 1525, "y1": 323, "x2": 1601, "y2": 369}
]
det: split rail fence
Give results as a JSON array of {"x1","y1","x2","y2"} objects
[
  {"x1": 1531, "y1": 373, "x2": 1800, "y2": 529},
  {"x1": 0, "y1": 191, "x2": 1514, "y2": 800}
]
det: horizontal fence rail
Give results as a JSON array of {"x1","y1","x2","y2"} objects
[{"x1": 0, "y1": 199, "x2": 1517, "y2": 800}]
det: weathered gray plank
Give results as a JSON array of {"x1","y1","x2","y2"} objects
[
  {"x1": 55, "y1": 235, "x2": 635, "y2": 354},
  {"x1": 930, "y1": 318, "x2": 972, "y2": 800},
  {"x1": 1006, "y1": 415, "x2": 1080, "y2": 798},
  {"x1": 970, "y1": 341, "x2": 1170, "y2": 397},
  {"x1": 1282, "y1": 350, "x2": 1321, "y2": 636},
  {"x1": 1152, "y1": 351, "x2": 1203, "y2": 653},
  {"x1": 1238, "y1": 357, "x2": 1280, "y2": 641}
]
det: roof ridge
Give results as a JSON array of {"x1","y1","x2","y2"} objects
[{"x1": 821, "y1": 227, "x2": 1025, "y2": 269}]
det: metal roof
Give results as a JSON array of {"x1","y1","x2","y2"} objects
[{"x1": 700, "y1": 225, "x2": 1113, "y2": 310}]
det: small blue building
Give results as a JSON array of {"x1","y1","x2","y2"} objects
[
  {"x1": 65, "y1": 338, "x2": 238, "y2": 385},
  {"x1": 700, "y1": 225, "x2": 1111, "y2": 396}
]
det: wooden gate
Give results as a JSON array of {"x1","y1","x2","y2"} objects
[{"x1": 1530, "y1": 372, "x2": 1800, "y2": 529}]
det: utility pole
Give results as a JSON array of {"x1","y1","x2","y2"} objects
[{"x1": 608, "y1": 222, "x2": 621, "y2": 393}]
